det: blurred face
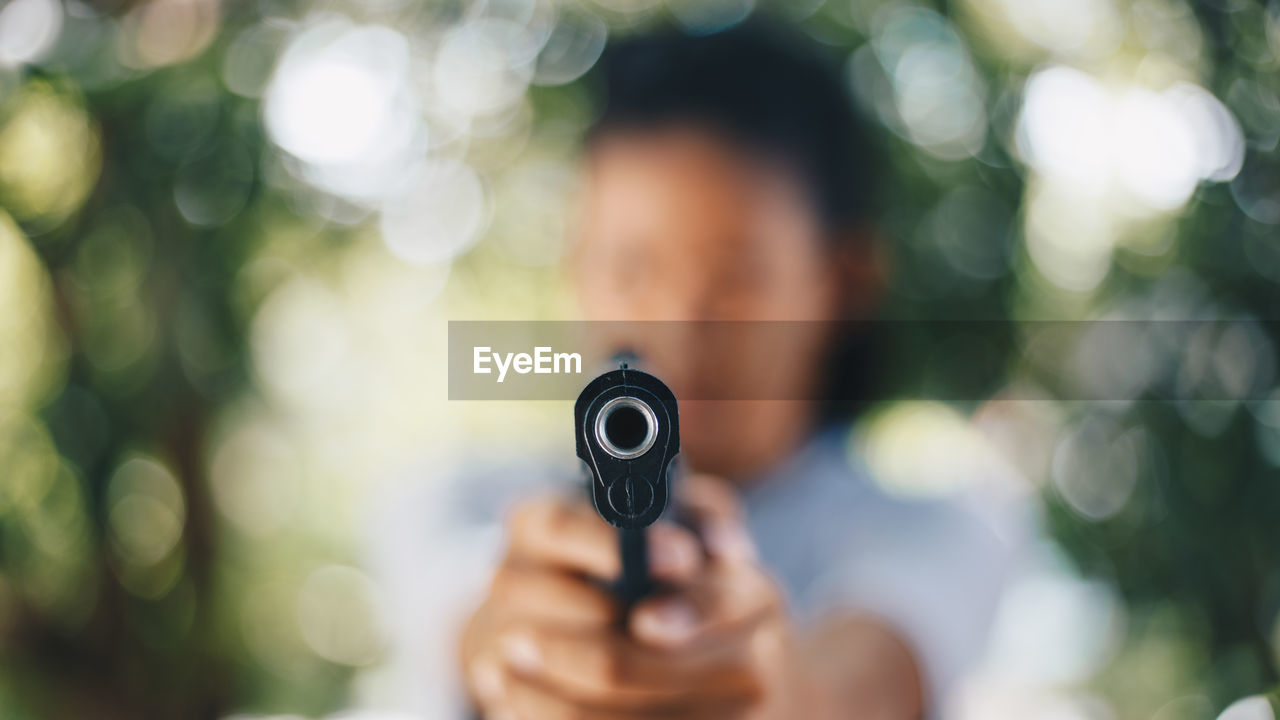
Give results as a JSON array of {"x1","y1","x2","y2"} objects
[{"x1": 573, "y1": 127, "x2": 852, "y2": 480}]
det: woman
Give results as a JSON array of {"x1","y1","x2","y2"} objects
[{"x1": 443, "y1": 22, "x2": 1020, "y2": 720}]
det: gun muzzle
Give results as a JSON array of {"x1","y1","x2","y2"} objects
[
  {"x1": 595, "y1": 396, "x2": 658, "y2": 460},
  {"x1": 574, "y1": 357, "x2": 680, "y2": 530}
]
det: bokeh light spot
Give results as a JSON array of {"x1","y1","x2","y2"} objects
[
  {"x1": 1218, "y1": 697, "x2": 1276, "y2": 720},
  {"x1": 0, "y1": 0, "x2": 62, "y2": 67},
  {"x1": 106, "y1": 454, "x2": 186, "y2": 568},
  {"x1": 0, "y1": 81, "x2": 100, "y2": 228},
  {"x1": 379, "y1": 158, "x2": 488, "y2": 265},
  {"x1": 265, "y1": 20, "x2": 418, "y2": 176},
  {"x1": 1050, "y1": 417, "x2": 1145, "y2": 521},
  {"x1": 298, "y1": 565, "x2": 384, "y2": 666}
]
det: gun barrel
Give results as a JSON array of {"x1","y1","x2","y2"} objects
[{"x1": 594, "y1": 396, "x2": 658, "y2": 460}]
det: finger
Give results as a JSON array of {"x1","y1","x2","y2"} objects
[
  {"x1": 470, "y1": 659, "x2": 511, "y2": 717},
  {"x1": 678, "y1": 474, "x2": 742, "y2": 525},
  {"x1": 489, "y1": 564, "x2": 620, "y2": 628},
  {"x1": 500, "y1": 670, "x2": 754, "y2": 720},
  {"x1": 629, "y1": 564, "x2": 780, "y2": 649},
  {"x1": 678, "y1": 475, "x2": 756, "y2": 563},
  {"x1": 508, "y1": 498, "x2": 619, "y2": 579},
  {"x1": 508, "y1": 498, "x2": 702, "y2": 583},
  {"x1": 647, "y1": 523, "x2": 708, "y2": 583},
  {"x1": 497, "y1": 625, "x2": 759, "y2": 709}
]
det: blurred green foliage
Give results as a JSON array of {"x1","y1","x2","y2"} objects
[{"x1": 0, "y1": 0, "x2": 1278, "y2": 719}]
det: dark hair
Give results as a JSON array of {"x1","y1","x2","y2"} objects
[
  {"x1": 586, "y1": 19, "x2": 884, "y2": 237},
  {"x1": 586, "y1": 20, "x2": 886, "y2": 424}
]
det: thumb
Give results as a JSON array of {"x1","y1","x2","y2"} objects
[
  {"x1": 630, "y1": 559, "x2": 779, "y2": 648},
  {"x1": 680, "y1": 474, "x2": 756, "y2": 563}
]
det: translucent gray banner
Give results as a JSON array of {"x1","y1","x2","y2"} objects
[{"x1": 447, "y1": 320, "x2": 1278, "y2": 402}]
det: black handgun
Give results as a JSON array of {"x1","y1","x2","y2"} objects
[{"x1": 574, "y1": 354, "x2": 680, "y2": 604}]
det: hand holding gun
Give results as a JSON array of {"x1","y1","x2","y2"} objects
[{"x1": 463, "y1": 355, "x2": 797, "y2": 720}]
